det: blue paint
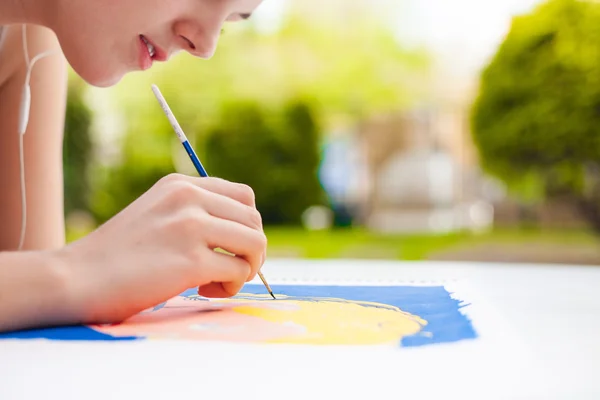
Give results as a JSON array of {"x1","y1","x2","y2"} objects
[
  {"x1": 240, "y1": 284, "x2": 478, "y2": 347},
  {"x1": 180, "y1": 287, "x2": 199, "y2": 297},
  {"x1": 0, "y1": 285, "x2": 477, "y2": 347},
  {"x1": 0, "y1": 325, "x2": 137, "y2": 341}
]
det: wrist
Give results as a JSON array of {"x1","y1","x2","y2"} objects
[
  {"x1": 0, "y1": 249, "x2": 82, "y2": 332},
  {"x1": 43, "y1": 248, "x2": 85, "y2": 326},
  {"x1": 21, "y1": 249, "x2": 84, "y2": 328}
]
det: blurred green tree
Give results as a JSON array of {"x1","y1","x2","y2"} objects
[
  {"x1": 63, "y1": 78, "x2": 93, "y2": 217},
  {"x1": 470, "y1": 0, "x2": 600, "y2": 232},
  {"x1": 109, "y1": 4, "x2": 429, "y2": 124},
  {"x1": 89, "y1": 104, "x2": 175, "y2": 224},
  {"x1": 204, "y1": 99, "x2": 325, "y2": 225},
  {"x1": 89, "y1": 6, "x2": 429, "y2": 224}
]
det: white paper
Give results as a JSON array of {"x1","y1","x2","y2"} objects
[{"x1": 1, "y1": 259, "x2": 597, "y2": 400}]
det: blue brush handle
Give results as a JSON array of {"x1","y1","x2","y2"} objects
[{"x1": 182, "y1": 140, "x2": 208, "y2": 178}]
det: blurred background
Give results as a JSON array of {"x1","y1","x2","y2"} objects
[{"x1": 63, "y1": 0, "x2": 600, "y2": 265}]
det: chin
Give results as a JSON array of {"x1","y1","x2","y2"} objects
[
  {"x1": 68, "y1": 57, "x2": 125, "y2": 88},
  {"x1": 79, "y1": 68, "x2": 124, "y2": 88},
  {"x1": 89, "y1": 74, "x2": 123, "y2": 88}
]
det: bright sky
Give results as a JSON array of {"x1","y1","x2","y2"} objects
[
  {"x1": 395, "y1": 0, "x2": 544, "y2": 75},
  {"x1": 254, "y1": 0, "x2": 545, "y2": 78}
]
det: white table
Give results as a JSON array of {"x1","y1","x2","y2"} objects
[{"x1": 1, "y1": 259, "x2": 599, "y2": 400}]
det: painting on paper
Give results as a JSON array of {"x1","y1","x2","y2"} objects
[{"x1": 0, "y1": 284, "x2": 477, "y2": 348}]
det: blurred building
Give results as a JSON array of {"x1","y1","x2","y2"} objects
[
  {"x1": 355, "y1": 103, "x2": 498, "y2": 234},
  {"x1": 308, "y1": 0, "x2": 583, "y2": 234},
  {"x1": 321, "y1": 98, "x2": 590, "y2": 233}
]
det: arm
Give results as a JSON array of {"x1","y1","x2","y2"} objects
[
  {"x1": 0, "y1": 24, "x2": 67, "y2": 251},
  {"x1": 0, "y1": 175, "x2": 267, "y2": 333},
  {"x1": 0, "y1": 29, "x2": 266, "y2": 335},
  {"x1": 0, "y1": 250, "x2": 78, "y2": 332}
]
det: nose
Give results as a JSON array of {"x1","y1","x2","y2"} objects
[{"x1": 173, "y1": 20, "x2": 222, "y2": 59}]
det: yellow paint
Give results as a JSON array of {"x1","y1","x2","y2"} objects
[{"x1": 211, "y1": 294, "x2": 427, "y2": 345}]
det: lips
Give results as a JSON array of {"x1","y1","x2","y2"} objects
[{"x1": 137, "y1": 35, "x2": 168, "y2": 71}]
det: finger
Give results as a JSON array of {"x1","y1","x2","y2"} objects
[
  {"x1": 194, "y1": 250, "x2": 251, "y2": 297},
  {"x1": 155, "y1": 176, "x2": 263, "y2": 231},
  {"x1": 200, "y1": 189, "x2": 263, "y2": 231},
  {"x1": 174, "y1": 175, "x2": 257, "y2": 208},
  {"x1": 206, "y1": 217, "x2": 266, "y2": 281},
  {"x1": 248, "y1": 247, "x2": 267, "y2": 282},
  {"x1": 198, "y1": 282, "x2": 240, "y2": 299}
]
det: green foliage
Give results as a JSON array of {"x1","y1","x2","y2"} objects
[
  {"x1": 63, "y1": 79, "x2": 93, "y2": 216},
  {"x1": 470, "y1": 0, "x2": 600, "y2": 230},
  {"x1": 87, "y1": 7, "x2": 428, "y2": 225},
  {"x1": 89, "y1": 104, "x2": 176, "y2": 223},
  {"x1": 109, "y1": 5, "x2": 429, "y2": 124},
  {"x1": 89, "y1": 97, "x2": 325, "y2": 226},
  {"x1": 203, "y1": 99, "x2": 325, "y2": 225}
]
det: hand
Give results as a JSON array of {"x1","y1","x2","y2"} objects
[{"x1": 58, "y1": 173, "x2": 267, "y2": 325}]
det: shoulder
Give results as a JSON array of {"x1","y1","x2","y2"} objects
[{"x1": 0, "y1": 24, "x2": 64, "y2": 89}]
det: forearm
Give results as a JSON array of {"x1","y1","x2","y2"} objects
[{"x1": 0, "y1": 250, "x2": 78, "y2": 333}]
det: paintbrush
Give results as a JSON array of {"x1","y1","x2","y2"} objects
[{"x1": 151, "y1": 84, "x2": 276, "y2": 300}]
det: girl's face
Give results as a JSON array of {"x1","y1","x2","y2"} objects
[{"x1": 54, "y1": 0, "x2": 264, "y2": 87}]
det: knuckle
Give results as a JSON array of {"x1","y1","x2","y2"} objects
[
  {"x1": 188, "y1": 246, "x2": 208, "y2": 270},
  {"x1": 239, "y1": 264, "x2": 253, "y2": 287},
  {"x1": 160, "y1": 173, "x2": 185, "y2": 186},
  {"x1": 236, "y1": 183, "x2": 255, "y2": 205},
  {"x1": 167, "y1": 208, "x2": 206, "y2": 238},
  {"x1": 249, "y1": 208, "x2": 263, "y2": 229},
  {"x1": 196, "y1": 176, "x2": 219, "y2": 188},
  {"x1": 254, "y1": 231, "x2": 268, "y2": 252},
  {"x1": 165, "y1": 181, "x2": 199, "y2": 206},
  {"x1": 261, "y1": 232, "x2": 268, "y2": 247},
  {"x1": 238, "y1": 260, "x2": 253, "y2": 280}
]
